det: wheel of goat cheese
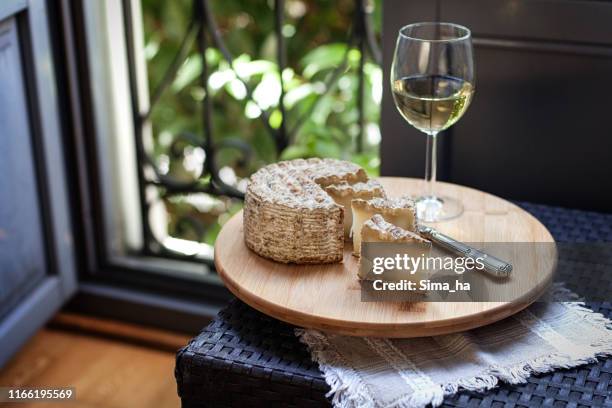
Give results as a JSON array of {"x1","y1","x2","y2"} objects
[{"x1": 243, "y1": 158, "x2": 374, "y2": 264}]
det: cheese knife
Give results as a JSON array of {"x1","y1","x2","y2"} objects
[{"x1": 417, "y1": 225, "x2": 513, "y2": 278}]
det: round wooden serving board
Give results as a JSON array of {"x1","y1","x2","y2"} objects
[{"x1": 215, "y1": 178, "x2": 555, "y2": 337}]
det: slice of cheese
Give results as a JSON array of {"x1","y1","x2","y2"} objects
[
  {"x1": 358, "y1": 214, "x2": 431, "y2": 285},
  {"x1": 325, "y1": 180, "x2": 386, "y2": 240},
  {"x1": 351, "y1": 196, "x2": 417, "y2": 256}
]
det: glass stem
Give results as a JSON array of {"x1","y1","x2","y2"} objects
[{"x1": 424, "y1": 132, "x2": 438, "y2": 198}]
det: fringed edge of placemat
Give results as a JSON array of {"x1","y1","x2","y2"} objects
[
  {"x1": 296, "y1": 286, "x2": 612, "y2": 408},
  {"x1": 295, "y1": 329, "x2": 378, "y2": 407}
]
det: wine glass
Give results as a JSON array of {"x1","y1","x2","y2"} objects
[{"x1": 391, "y1": 22, "x2": 475, "y2": 222}]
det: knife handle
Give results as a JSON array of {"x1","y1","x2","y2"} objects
[{"x1": 418, "y1": 226, "x2": 513, "y2": 278}]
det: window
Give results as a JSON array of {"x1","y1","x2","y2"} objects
[{"x1": 67, "y1": 0, "x2": 382, "y2": 318}]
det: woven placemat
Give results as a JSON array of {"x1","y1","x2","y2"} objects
[{"x1": 176, "y1": 203, "x2": 612, "y2": 407}]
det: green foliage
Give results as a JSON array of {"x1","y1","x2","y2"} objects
[{"x1": 141, "y1": 0, "x2": 382, "y2": 249}]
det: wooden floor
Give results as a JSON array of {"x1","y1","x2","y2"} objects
[{"x1": 0, "y1": 323, "x2": 191, "y2": 408}]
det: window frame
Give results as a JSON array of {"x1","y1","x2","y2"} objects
[
  {"x1": 56, "y1": 0, "x2": 231, "y2": 332},
  {"x1": 58, "y1": 0, "x2": 382, "y2": 332}
]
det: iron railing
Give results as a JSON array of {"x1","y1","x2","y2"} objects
[{"x1": 123, "y1": 0, "x2": 381, "y2": 263}]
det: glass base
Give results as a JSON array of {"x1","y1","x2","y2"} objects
[{"x1": 415, "y1": 195, "x2": 464, "y2": 222}]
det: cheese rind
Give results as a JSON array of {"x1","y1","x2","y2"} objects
[
  {"x1": 361, "y1": 214, "x2": 428, "y2": 244},
  {"x1": 324, "y1": 180, "x2": 386, "y2": 240},
  {"x1": 244, "y1": 158, "x2": 368, "y2": 264},
  {"x1": 359, "y1": 215, "x2": 431, "y2": 284},
  {"x1": 351, "y1": 196, "x2": 417, "y2": 256}
]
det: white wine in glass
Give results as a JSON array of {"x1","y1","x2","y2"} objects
[{"x1": 391, "y1": 23, "x2": 475, "y2": 222}]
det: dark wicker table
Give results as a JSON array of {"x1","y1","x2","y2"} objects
[{"x1": 176, "y1": 203, "x2": 612, "y2": 407}]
